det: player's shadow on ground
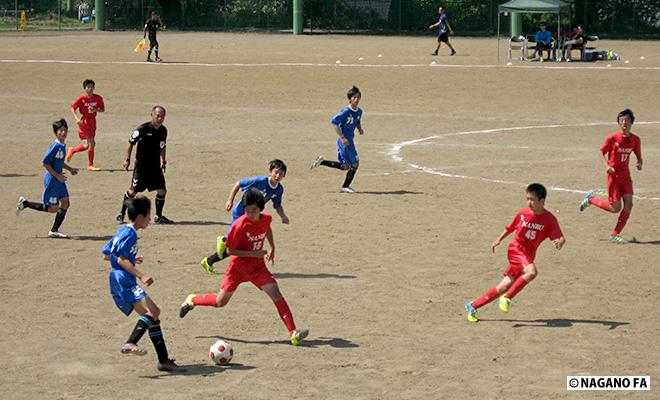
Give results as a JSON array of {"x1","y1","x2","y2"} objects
[
  {"x1": 486, "y1": 318, "x2": 629, "y2": 330},
  {"x1": 355, "y1": 190, "x2": 423, "y2": 195},
  {"x1": 139, "y1": 362, "x2": 255, "y2": 379},
  {"x1": 0, "y1": 173, "x2": 37, "y2": 178},
  {"x1": 273, "y1": 272, "x2": 356, "y2": 280},
  {"x1": 70, "y1": 235, "x2": 114, "y2": 241},
  {"x1": 599, "y1": 237, "x2": 660, "y2": 245},
  {"x1": 198, "y1": 336, "x2": 359, "y2": 349},
  {"x1": 174, "y1": 220, "x2": 230, "y2": 226}
]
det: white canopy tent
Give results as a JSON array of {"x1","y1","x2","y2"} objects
[{"x1": 497, "y1": 0, "x2": 571, "y2": 61}]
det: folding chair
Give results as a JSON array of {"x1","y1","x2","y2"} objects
[{"x1": 508, "y1": 35, "x2": 528, "y2": 61}]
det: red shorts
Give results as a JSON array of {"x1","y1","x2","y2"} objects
[
  {"x1": 504, "y1": 245, "x2": 534, "y2": 280},
  {"x1": 78, "y1": 119, "x2": 97, "y2": 140},
  {"x1": 221, "y1": 258, "x2": 276, "y2": 293},
  {"x1": 607, "y1": 173, "x2": 633, "y2": 202}
]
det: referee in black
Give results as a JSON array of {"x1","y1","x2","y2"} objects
[{"x1": 117, "y1": 105, "x2": 173, "y2": 224}]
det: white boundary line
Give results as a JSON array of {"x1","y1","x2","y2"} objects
[
  {"x1": 1, "y1": 59, "x2": 659, "y2": 71},
  {"x1": 388, "y1": 121, "x2": 660, "y2": 201}
]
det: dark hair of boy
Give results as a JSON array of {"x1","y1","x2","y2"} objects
[
  {"x1": 83, "y1": 79, "x2": 95, "y2": 88},
  {"x1": 269, "y1": 159, "x2": 287, "y2": 173},
  {"x1": 151, "y1": 11, "x2": 160, "y2": 16},
  {"x1": 52, "y1": 118, "x2": 68, "y2": 133},
  {"x1": 346, "y1": 86, "x2": 361, "y2": 99},
  {"x1": 126, "y1": 195, "x2": 152, "y2": 221},
  {"x1": 526, "y1": 183, "x2": 547, "y2": 200},
  {"x1": 617, "y1": 108, "x2": 635, "y2": 123},
  {"x1": 242, "y1": 188, "x2": 265, "y2": 211}
]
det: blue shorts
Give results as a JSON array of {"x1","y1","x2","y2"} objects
[
  {"x1": 337, "y1": 143, "x2": 359, "y2": 166},
  {"x1": 109, "y1": 269, "x2": 146, "y2": 316},
  {"x1": 42, "y1": 181, "x2": 68, "y2": 208}
]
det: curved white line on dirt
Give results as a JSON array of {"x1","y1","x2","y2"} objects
[{"x1": 388, "y1": 121, "x2": 660, "y2": 201}]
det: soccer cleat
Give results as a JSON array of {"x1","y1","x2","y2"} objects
[
  {"x1": 48, "y1": 231, "x2": 68, "y2": 238},
  {"x1": 431, "y1": 51, "x2": 438, "y2": 56},
  {"x1": 116, "y1": 214, "x2": 124, "y2": 224},
  {"x1": 87, "y1": 164, "x2": 102, "y2": 171},
  {"x1": 155, "y1": 215, "x2": 174, "y2": 224},
  {"x1": 179, "y1": 294, "x2": 196, "y2": 318},
  {"x1": 121, "y1": 343, "x2": 147, "y2": 356},
  {"x1": 579, "y1": 191, "x2": 593, "y2": 211},
  {"x1": 340, "y1": 186, "x2": 358, "y2": 193},
  {"x1": 146, "y1": 58, "x2": 153, "y2": 62},
  {"x1": 216, "y1": 236, "x2": 227, "y2": 259},
  {"x1": 157, "y1": 358, "x2": 184, "y2": 372},
  {"x1": 290, "y1": 329, "x2": 309, "y2": 346},
  {"x1": 609, "y1": 234, "x2": 630, "y2": 244},
  {"x1": 465, "y1": 302, "x2": 478, "y2": 323},
  {"x1": 200, "y1": 257, "x2": 215, "y2": 275},
  {"x1": 310, "y1": 155, "x2": 324, "y2": 170},
  {"x1": 450, "y1": 50, "x2": 456, "y2": 56},
  {"x1": 15, "y1": 196, "x2": 26, "y2": 216},
  {"x1": 155, "y1": 57, "x2": 163, "y2": 62},
  {"x1": 65, "y1": 148, "x2": 74, "y2": 162},
  {"x1": 498, "y1": 296, "x2": 511, "y2": 313}
]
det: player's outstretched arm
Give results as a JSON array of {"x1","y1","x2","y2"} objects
[
  {"x1": 491, "y1": 229, "x2": 511, "y2": 253},
  {"x1": 429, "y1": 22, "x2": 439, "y2": 30},
  {"x1": 117, "y1": 256, "x2": 153, "y2": 286},
  {"x1": 332, "y1": 123, "x2": 349, "y2": 146},
  {"x1": 63, "y1": 162, "x2": 78, "y2": 175},
  {"x1": 225, "y1": 181, "x2": 241, "y2": 211},
  {"x1": 552, "y1": 236, "x2": 566, "y2": 250},
  {"x1": 265, "y1": 227, "x2": 275, "y2": 264},
  {"x1": 357, "y1": 122, "x2": 364, "y2": 135},
  {"x1": 598, "y1": 150, "x2": 614, "y2": 173},
  {"x1": 70, "y1": 106, "x2": 81, "y2": 126},
  {"x1": 275, "y1": 205, "x2": 289, "y2": 224}
]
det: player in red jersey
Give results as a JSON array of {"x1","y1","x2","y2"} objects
[
  {"x1": 466, "y1": 183, "x2": 565, "y2": 322},
  {"x1": 68, "y1": 79, "x2": 105, "y2": 171},
  {"x1": 178, "y1": 188, "x2": 309, "y2": 346},
  {"x1": 579, "y1": 109, "x2": 642, "y2": 244}
]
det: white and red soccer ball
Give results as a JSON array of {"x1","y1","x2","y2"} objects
[{"x1": 209, "y1": 340, "x2": 233, "y2": 365}]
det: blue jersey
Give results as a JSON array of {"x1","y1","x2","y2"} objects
[
  {"x1": 42, "y1": 140, "x2": 66, "y2": 188},
  {"x1": 232, "y1": 176, "x2": 284, "y2": 222},
  {"x1": 331, "y1": 106, "x2": 363, "y2": 144},
  {"x1": 102, "y1": 225, "x2": 139, "y2": 270},
  {"x1": 438, "y1": 14, "x2": 448, "y2": 34}
]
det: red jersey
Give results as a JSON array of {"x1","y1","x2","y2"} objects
[
  {"x1": 225, "y1": 213, "x2": 272, "y2": 265},
  {"x1": 505, "y1": 208, "x2": 562, "y2": 261},
  {"x1": 71, "y1": 94, "x2": 104, "y2": 133},
  {"x1": 600, "y1": 131, "x2": 641, "y2": 176}
]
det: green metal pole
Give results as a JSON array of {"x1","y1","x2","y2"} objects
[
  {"x1": 95, "y1": 0, "x2": 105, "y2": 30},
  {"x1": 293, "y1": 0, "x2": 303, "y2": 34},
  {"x1": 510, "y1": 12, "x2": 522, "y2": 36}
]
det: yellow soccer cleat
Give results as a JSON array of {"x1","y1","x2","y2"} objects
[
  {"x1": 200, "y1": 257, "x2": 215, "y2": 274},
  {"x1": 290, "y1": 329, "x2": 309, "y2": 346},
  {"x1": 465, "y1": 302, "x2": 478, "y2": 323},
  {"x1": 499, "y1": 296, "x2": 511, "y2": 313}
]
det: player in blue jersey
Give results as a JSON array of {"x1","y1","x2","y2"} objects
[
  {"x1": 102, "y1": 195, "x2": 182, "y2": 372},
  {"x1": 429, "y1": 6, "x2": 456, "y2": 56},
  {"x1": 16, "y1": 119, "x2": 78, "y2": 238},
  {"x1": 310, "y1": 86, "x2": 364, "y2": 193},
  {"x1": 200, "y1": 159, "x2": 289, "y2": 274}
]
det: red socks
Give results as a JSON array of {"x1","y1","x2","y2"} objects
[
  {"x1": 87, "y1": 149, "x2": 95, "y2": 166},
  {"x1": 589, "y1": 197, "x2": 613, "y2": 211},
  {"x1": 70, "y1": 144, "x2": 87, "y2": 155},
  {"x1": 274, "y1": 298, "x2": 296, "y2": 333},
  {"x1": 471, "y1": 287, "x2": 500, "y2": 309},
  {"x1": 612, "y1": 210, "x2": 630, "y2": 236},
  {"x1": 505, "y1": 276, "x2": 529, "y2": 300},
  {"x1": 192, "y1": 293, "x2": 219, "y2": 307}
]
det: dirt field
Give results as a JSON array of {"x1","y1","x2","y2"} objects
[{"x1": 1, "y1": 31, "x2": 658, "y2": 399}]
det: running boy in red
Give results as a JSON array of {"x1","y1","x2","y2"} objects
[
  {"x1": 68, "y1": 79, "x2": 105, "y2": 171},
  {"x1": 179, "y1": 188, "x2": 309, "y2": 346},
  {"x1": 579, "y1": 109, "x2": 642, "y2": 244},
  {"x1": 466, "y1": 183, "x2": 565, "y2": 322}
]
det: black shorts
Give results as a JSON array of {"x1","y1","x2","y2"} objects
[
  {"x1": 438, "y1": 32, "x2": 449, "y2": 43},
  {"x1": 131, "y1": 167, "x2": 165, "y2": 192},
  {"x1": 149, "y1": 35, "x2": 158, "y2": 48}
]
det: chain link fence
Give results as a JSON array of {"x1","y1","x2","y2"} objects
[{"x1": 2, "y1": 0, "x2": 659, "y2": 37}]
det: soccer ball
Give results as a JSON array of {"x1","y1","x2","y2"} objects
[{"x1": 209, "y1": 340, "x2": 233, "y2": 365}]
